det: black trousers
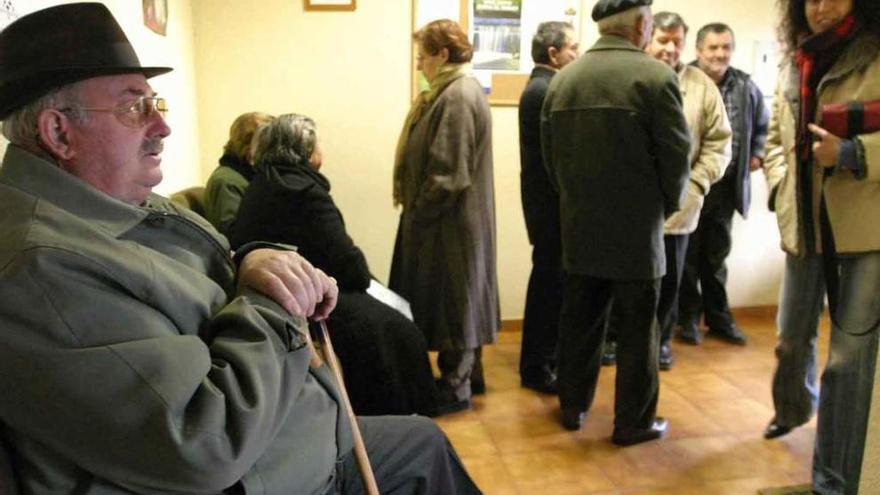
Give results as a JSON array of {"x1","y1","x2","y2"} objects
[
  {"x1": 519, "y1": 234, "x2": 563, "y2": 379},
  {"x1": 657, "y1": 235, "x2": 689, "y2": 345},
  {"x1": 334, "y1": 416, "x2": 482, "y2": 494},
  {"x1": 557, "y1": 273, "x2": 660, "y2": 430},
  {"x1": 679, "y1": 180, "x2": 736, "y2": 331},
  {"x1": 606, "y1": 235, "x2": 687, "y2": 347}
]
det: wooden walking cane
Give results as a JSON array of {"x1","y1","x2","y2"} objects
[{"x1": 310, "y1": 320, "x2": 381, "y2": 495}]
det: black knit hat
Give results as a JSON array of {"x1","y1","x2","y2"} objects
[
  {"x1": 592, "y1": 0, "x2": 653, "y2": 22},
  {"x1": 0, "y1": 2, "x2": 172, "y2": 119}
]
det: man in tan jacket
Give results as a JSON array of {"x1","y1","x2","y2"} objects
[{"x1": 608, "y1": 11, "x2": 731, "y2": 371}]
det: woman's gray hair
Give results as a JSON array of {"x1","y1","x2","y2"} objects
[
  {"x1": 252, "y1": 113, "x2": 318, "y2": 165},
  {"x1": 1, "y1": 82, "x2": 86, "y2": 152}
]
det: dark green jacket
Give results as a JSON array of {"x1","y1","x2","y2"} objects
[
  {"x1": 204, "y1": 153, "x2": 253, "y2": 237},
  {"x1": 541, "y1": 35, "x2": 691, "y2": 280},
  {"x1": 0, "y1": 146, "x2": 352, "y2": 495}
]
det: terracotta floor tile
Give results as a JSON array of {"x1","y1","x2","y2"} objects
[
  {"x1": 502, "y1": 448, "x2": 617, "y2": 493},
  {"x1": 458, "y1": 456, "x2": 519, "y2": 495},
  {"x1": 433, "y1": 311, "x2": 820, "y2": 494},
  {"x1": 695, "y1": 397, "x2": 775, "y2": 435},
  {"x1": 434, "y1": 416, "x2": 500, "y2": 458}
]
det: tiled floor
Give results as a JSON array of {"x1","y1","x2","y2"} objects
[{"x1": 434, "y1": 308, "x2": 830, "y2": 495}]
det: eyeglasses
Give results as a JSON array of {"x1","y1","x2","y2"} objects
[{"x1": 61, "y1": 96, "x2": 168, "y2": 128}]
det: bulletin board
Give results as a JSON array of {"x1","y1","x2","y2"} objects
[{"x1": 412, "y1": 0, "x2": 581, "y2": 106}]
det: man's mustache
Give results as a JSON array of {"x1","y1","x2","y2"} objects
[{"x1": 142, "y1": 138, "x2": 163, "y2": 155}]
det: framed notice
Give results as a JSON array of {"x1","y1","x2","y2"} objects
[
  {"x1": 304, "y1": 0, "x2": 356, "y2": 11},
  {"x1": 472, "y1": 0, "x2": 522, "y2": 71},
  {"x1": 142, "y1": 0, "x2": 168, "y2": 36},
  {"x1": 412, "y1": 0, "x2": 581, "y2": 106}
]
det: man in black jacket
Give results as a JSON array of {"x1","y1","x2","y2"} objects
[
  {"x1": 518, "y1": 21, "x2": 579, "y2": 395},
  {"x1": 677, "y1": 23, "x2": 769, "y2": 345}
]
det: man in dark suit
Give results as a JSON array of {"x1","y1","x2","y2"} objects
[
  {"x1": 518, "y1": 21, "x2": 579, "y2": 395},
  {"x1": 541, "y1": 0, "x2": 690, "y2": 445},
  {"x1": 677, "y1": 23, "x2": 769, "y2": 346}
]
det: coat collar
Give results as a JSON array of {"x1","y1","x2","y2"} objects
[
  {"x1": 818, "y1": 31, "x2": 880, "y2": 94},
  {"x1": 783, "y1": 31, "x2": 880, "y2": 103},
  {"x1": 588, "y1": 34, "x2": 644, "y2": 54},
  {"x1": 0, "y1": 144, "x2": 152, "y2": 237}
]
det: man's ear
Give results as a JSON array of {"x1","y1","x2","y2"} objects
[
  {"x1": 36, "y1": 109, "x2": 76, "y2": 161},
  {"x1": 548, "y1": 46, "x2": 560, "y2": 67}
]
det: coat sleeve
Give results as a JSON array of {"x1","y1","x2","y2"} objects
[
  {"x1": 855, "y1": 130, "x2": 880, "y2": 182},
  {"x1": 205, "y1": 176, "x2": 247, "y2": 237},
  {"x1": 410, "y1": 87, "x2": 478, "y2": 222},
  {"x1": 763, "y1": 80, "x2": 788, "y2": 210},
  {"x1": 688, "y1": 82, "x2": 732, "y2": 195},
  {"x1": 651, "y1": 73, "x2": 692, "y2": 217},
  {"x1": 749, "y1": 79, "x2": 770, "y2": 159},
  {"x1": 300, "y1": 183, "x2": 371, "y2": 291},
  {"x1": 540, "y1": 84, "x2": 559, "y2": 192},
  {"x1": 0, "y1": 247, "x2": 316, "y2": 494}
]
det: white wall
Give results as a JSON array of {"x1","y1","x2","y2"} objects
[{"x1": 0, "y1": 0, "x2": 201, "y2": 196}]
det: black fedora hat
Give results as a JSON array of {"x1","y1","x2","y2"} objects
[{"x1": 0, "y1": 2, "x2": 172, "y2": 120}]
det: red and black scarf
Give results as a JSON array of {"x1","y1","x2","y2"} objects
[{"x1": 795, "y1": 15, "x2": 860, "y2": 160}]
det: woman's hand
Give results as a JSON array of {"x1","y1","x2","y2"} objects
[{"x1": 808, "y1": 123, "x2": 841, "y2": 168}]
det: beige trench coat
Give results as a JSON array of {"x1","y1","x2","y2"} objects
[{"x1": 764, "y1": 32, "x2": 880, "y2": 256}]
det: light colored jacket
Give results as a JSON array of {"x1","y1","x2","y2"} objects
[
  {"x1": 764, "y1": 32, "x2": 880, "y2": 256},
  {"x1": 0, "y1": 145, "x2": 352, "y2": 495},
  {"x1": 664, "y1": 64, "x2": 733, "y2": 235}
]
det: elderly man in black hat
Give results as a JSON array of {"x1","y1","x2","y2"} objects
[
  {"x1": 0, "y1": 4, "x2": 481, "y2": 495},
  {"x1": 541, "y1": 0, "x2": 690, "y2": 444}
]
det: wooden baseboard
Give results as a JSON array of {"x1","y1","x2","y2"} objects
[{"x1": 500, "y1": 305, "x2": 780, "y2": 332}]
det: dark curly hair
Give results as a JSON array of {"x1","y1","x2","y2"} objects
[{"x1": 778, "y1": 0, "x2": 880, "y2": 53}]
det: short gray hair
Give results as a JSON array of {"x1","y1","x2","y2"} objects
[
  {"x1": 531, "y1": 21, "x2": 574, "y2": 64},
  {"x1": 597, "y1": 6, "x2": 649, "y2": 37},
  {"x1": 653, "y1": 11, "x2": 688, "y2": 35},
  {"x1": 1, "y1": 83, "x2": 87, "y2": 152},
  {"x1": 252, "y1": 113, "x2": 318, "y2": 166}
]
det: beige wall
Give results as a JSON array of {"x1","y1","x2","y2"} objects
[{"x1": 187, "y1": 0, "x2": 787, "y2": 320}]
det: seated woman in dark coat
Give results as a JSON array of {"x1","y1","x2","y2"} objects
[{"x1": 230, "y1": 113, "x2": 441, "y2": 416}]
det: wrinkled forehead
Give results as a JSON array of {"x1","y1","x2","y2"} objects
[{"x1": 76, "y1": 74, "x2": 156, "y2": 103}]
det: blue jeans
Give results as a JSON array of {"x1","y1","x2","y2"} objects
[
  {"x1": 813, "y1": 251, "x2": 880, "y2": 495},
  {"x1": 772, "y1": 253, "x2": 824, "y2": 428}
]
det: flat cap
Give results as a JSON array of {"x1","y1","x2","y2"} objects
[{"x1": 591, "y1": 0, "x2": 653, "y2": 21}]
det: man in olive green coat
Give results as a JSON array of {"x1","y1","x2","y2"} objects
[
  {"x1": 541, "y1": 0, "x2": 690, "y2": 444},
  {"x1": 0, "y1": 5, "x2": 480, "y2": 495}
]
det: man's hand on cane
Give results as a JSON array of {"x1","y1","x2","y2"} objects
[{"x1": 237, "y1": 248, "x2": 338, "y2": 320}]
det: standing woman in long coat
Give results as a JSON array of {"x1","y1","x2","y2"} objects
[{"x1": 390, "y1": 19, "x2": 499, "y2": 412}]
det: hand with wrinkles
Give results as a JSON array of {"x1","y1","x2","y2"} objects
[{"x1": 237, "y1": 249, "x2": 338, "y2": 321}]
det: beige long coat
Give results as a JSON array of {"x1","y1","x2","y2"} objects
[
  {"x1": 764, "y1": 32, "x2": 880, "y2": 256},
  {"x1": 389, "y1": 76, "x2": 500, "y2": 351}
]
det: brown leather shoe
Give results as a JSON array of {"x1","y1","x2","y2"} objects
[{"x1": 612, "y1": 417, "x2": 668, "y2": 446}]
